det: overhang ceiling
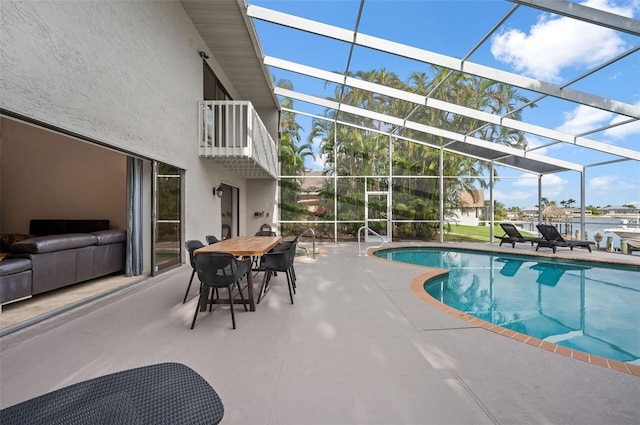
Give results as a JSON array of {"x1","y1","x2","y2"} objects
[{"x1": 180, "y1": 0, "x2": 278, "y2": 111}]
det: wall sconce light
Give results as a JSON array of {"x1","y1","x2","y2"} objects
[{"x1": 213, "y1": 185, "x2": 224, "y2": 198}]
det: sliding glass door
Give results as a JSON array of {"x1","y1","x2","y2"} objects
[{"x1": 152, "y1": 162, "x2": 183, "y2": 274}]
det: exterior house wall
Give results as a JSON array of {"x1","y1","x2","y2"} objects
[
  {"x1": 450, "y1": 189, "x2": 483, "y2": 226},
  {"x1": 246, "y1": 179, "x2": 278, "y2": 234},
  {"x1": 1, "y1": 1, "x2": 275, "y2": 246}
]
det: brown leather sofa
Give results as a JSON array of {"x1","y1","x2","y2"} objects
[
  {"x1": 0, "y1": 258, "x2": 32, "y2": 304},
  {"x1": 0, "y1": 220, "x2": 126, "y2": 305}
]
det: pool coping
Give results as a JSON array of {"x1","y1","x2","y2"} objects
[{"x1": 369, "y1": 243, "x2": 640, "y2": 377}]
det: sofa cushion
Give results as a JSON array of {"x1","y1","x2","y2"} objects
[
  {"x1": 92, "y1": 230, "x2": 126, "y2": 245},
  {"x1": 9, "y1": 234, "x2": 98, "y2": 254},
  {"x1": 0, "y1": 269, "x2": 32, "y2": 304},
  {"x1": 0, "y1": 258, "x2": 32, "y2": 276}
]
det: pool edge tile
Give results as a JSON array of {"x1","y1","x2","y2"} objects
[{"x1": 406, "y1": 263, "x2": 637, "y2": 376}]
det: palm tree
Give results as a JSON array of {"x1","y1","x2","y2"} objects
[
  {"x1": 277, "y1": 79, "x2": 316, "y2": 222},
  {"x1": 308, "y1": 67, "x2": 532, "y2": 239}
]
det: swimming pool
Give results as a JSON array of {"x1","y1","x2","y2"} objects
[{"x1": 375, "y1": 247, "x2": 640, "y2": 363}]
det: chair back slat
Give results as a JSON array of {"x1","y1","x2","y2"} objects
[
  {"x1": 500, "y1": 223, "x2": 522, "y2": 238},
  {"x1": 195, "y1": 252, "x2": 247, "y2": 287},
  {"x1": 537, "y1": 224, "x2": 564, "y2": 242},
  {"x1": 185, "y1": 240, "x2": 206, "y2": 267},
  {"x1": 255, "y1": 230, "x2": 276, "y2": 237}
]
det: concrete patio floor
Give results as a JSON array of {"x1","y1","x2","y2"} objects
[{"x1": 1, "y1": 242, "x2": 639, "y2": 424}]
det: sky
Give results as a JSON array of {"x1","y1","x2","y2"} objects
[{"x1": 250, "y1": 0, "x2": 640, "y2": 209}]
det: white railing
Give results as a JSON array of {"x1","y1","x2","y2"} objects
[
  {"x1": 357, "y1": 226, "x2": 387, "y2": 256},
  {"x1": 296, "y1": 227, "x2": 316, "y2": 261},
  {"x1": 198, "y1": 101, "x2": 278, "y2": 178}
]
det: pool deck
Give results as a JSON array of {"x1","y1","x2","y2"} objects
[{"x1": 1, "y1": 242, "x2": 639, "y2": 424}]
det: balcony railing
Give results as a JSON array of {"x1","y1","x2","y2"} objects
[{"x1": 198, "y1": 101, "x2": 278, "y2": 179}]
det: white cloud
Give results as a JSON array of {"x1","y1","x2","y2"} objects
[
  {"x1": 604, "y1": 102, "x2": 640, "y2": 139},
  {"x1": 511, "y1": 173, "x2": 567, "y2": 193},
  {"x1": 491, "y1": 0, "x2": 630, "y2": 82},
  {"x1": 513, "y1": 173, "x2": 540, "y2": 187},
  {"x1": 589, "y1": 175, "x2": 636, "y2": 193},
  {"x1": 524, "y1": 135, "x2": 564, "y2": 155},
  {"x1": 556, "y1": 104, "x2": 614, "y2": 134},
  {"x1": 499, "y1": 173, "x2": 567, "y2": 204},
  {"x1": 555, "y1": 102, "x2": 640, "y2": 140},
  {"x1": 541, "y1": 174, "x2": 568, "y2": 198},
  {"x1": 307, "y1": 152, "x2": 327, "y2": 171},
  {"x1": 494, "y1": 189, "x2": 534, "y2": 203}
]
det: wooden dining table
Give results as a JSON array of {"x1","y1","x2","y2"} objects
[{"x1": 194, "y1": 235, "x2": 281, "y2": 311}]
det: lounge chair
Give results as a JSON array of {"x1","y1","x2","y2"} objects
[
  {"x1": 535, "y1": 224, "x2": 595, "y2": 253},
  {"x1": 496, "y1": 223, "x2": 541, "y2": 248}
]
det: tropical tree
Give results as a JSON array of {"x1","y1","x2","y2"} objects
[
  {"x1": 508, "y1": 206, "x2": 523, "y2": 219},
  {"x1": 277, "y1": 79, "x2": 316, "y2": 221},
  {"x1": 536, "y1": 197, "x2": 551, "y2": 209},
  {"x1": 308, "y1": 66, "x2": 533, "y2": 239}
]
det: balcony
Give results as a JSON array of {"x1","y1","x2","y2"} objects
[{"x1": 198, "y1": 101, "x2": 278, "y2": 179}]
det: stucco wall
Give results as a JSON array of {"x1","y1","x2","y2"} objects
[
  {"x1": 1, "y1": 1, "x2": 200, "y2": 166},
  {"x1": 246, "y1": 179, "x2": 278, "y2": 235},
  {"x1": 0, "y1": 1, "x2": 277, "y2": 242}
]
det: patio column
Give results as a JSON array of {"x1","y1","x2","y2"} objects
[
  {"x1": 439, "y1": 148, "x2": 444, "y2": 243},
  {"x1": 489, "y1": 162, "x2": 494, "y2": 243},
  {"x1": 580, "y1": 170, "x2": 586, "y2": 239}
]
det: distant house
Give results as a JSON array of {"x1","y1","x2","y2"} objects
[
  {"x1": 450, "y1": 189, "x2": 484, "y2": 226},
  {"x1": 565, "y1": 208, "x2": 592, "y2": 216},
  {"x1": 602, "y1": 206, "x2": 640, "y2": 216},
  {"x1": 521, "y1": 206, "x2": 539, "y2": 217},
  {"x1": 297, "y1": 171, "x2": 330, "y2": 217}
]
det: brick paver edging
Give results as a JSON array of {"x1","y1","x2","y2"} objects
[{"x1": 369, "y1": 245, "x2": 640, "y2": 377}]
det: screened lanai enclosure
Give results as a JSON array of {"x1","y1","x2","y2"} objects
[{"x1": 245, "y1": 0, "x2": 640, "y2": 243}]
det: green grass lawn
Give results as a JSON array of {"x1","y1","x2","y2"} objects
[{"x1": 443, "y1": 224, "x2": 536, "y2": 243}]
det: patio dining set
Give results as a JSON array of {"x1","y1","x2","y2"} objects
[{"x1": 184, "y1": 226, "x2": 299, "y2": 330}]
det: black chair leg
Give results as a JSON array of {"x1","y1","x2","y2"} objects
[
  {"x1": 227, "y1": 286, "x2": 236, "y2": 329},
  {"x1": 236, "y1": 281, "x2": 248, "y2": 311},
  {"x1": 257, "y1": 271, "x2": 271, "y2": 304},
  {"x1": 183, "y1": 269, "x2": 196, "y2": 304},
  {"x1": 209, "y1": 287, "x2": 214, "y2": 312},
  {"x1": 290, "y1": 267, "x2": 297, "y2": 292},
  {"x1": 286, "y1": 271, "x2": 294, "y2": 304}
]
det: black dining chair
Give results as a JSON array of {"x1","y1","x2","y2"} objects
[
  {"x1": 255, "y1": 230, "x2": 276, "y2": 237},
  {"x1": 257, "y1": 243, "x2": 296, "y2": 305},
  {"x1": 269, "y1": 236, "x2": 300, "y2": 287},
  {"x1": 206, "y1": 235, "x2": 220, "y2": 245},
  {"x1": 191, "y1": 252, "x2": 250, "y2": 330},
  {"x1": 252, "y1": 229, "x2": 276, "y2": 270},
  {"x1": 259, "y1": 223, "x2": 273, "y2": 233},
  {"x1": 184, "y1": 240, "x2": 205, "y2": 304},
  {"x1": 221, "y1": 224, "x2": 231, "y2": 240}
]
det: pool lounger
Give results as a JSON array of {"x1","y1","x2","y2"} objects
[
  {"x1": 535, "y1": 224, "x2": 595, "y2": 254},
  {"x1": 496, "y1": 223, "x2": 542, "y2": 248}
]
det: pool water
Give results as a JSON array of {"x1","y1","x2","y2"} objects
[{"x1": 375, "y1": 248, "x2": 640, "y2": 363}]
